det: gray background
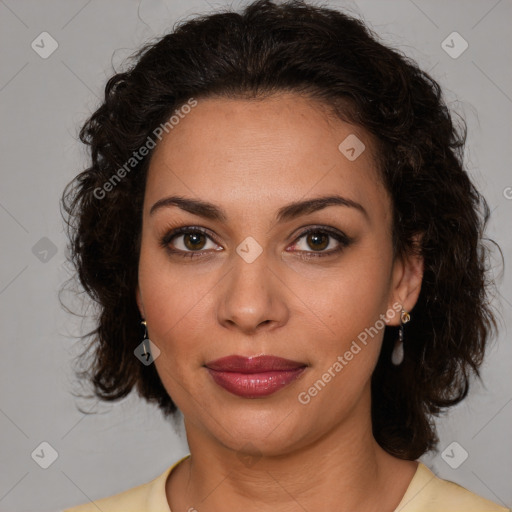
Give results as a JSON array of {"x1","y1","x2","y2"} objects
[{"x1": 0, "y1": 0, "x2": 511, "y2": 511}]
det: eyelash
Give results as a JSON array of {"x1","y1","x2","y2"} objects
[{"x1": 159, "y1": 225, "x2": 353, "y2": 260}]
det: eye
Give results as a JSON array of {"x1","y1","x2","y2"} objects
[
  {"x1": 160, "y1": 227, "x2": 221, "y2": 258},
  {"x1": 160, "y1": 225, "x2": 353, "y2": 260},
  {"x1": 288, "y1": 227, "x2": 353, "y2": 257}
]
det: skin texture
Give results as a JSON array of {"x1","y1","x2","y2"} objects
[{"x1": 136, "y1": 93, "x2": 424, "y2": 512}]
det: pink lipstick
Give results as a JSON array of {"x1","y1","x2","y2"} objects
[{"x1": 205, "y1": 355, "x2": 307, "y2": 398}]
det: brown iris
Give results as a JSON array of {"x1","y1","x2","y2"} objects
[
  {"x1": 306, "y1": 232, "x2": 329, "y2": 251},
  {"x1": 184, "y1": 232, "x2": 207, "y2": 251}
]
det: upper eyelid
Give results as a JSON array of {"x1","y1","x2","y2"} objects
[{"x1": 164, "y1": 226, "x2": 218, "y2": 243}]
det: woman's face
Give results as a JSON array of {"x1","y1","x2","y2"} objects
[{"x1": 136, "y1": 93, "x2": 422, "y2": 455}]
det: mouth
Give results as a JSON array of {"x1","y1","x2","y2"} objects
[{"x1": 204, "y1": 355, "x2": 308, "y2": 398}]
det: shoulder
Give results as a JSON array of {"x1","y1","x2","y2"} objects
[
  {"x1": 62, "y1": 455, "x2": 190, "y2": 512},
  {"x1": 62, "y1": 477, "x2": 155, "y2": 512},
  {"x1": 396, "y1": 462, "x2": 510, "y2": 512}
]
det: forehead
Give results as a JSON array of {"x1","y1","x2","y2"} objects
[{"x1": 145, "y1": 93, "x2": 390, "y2": 225}]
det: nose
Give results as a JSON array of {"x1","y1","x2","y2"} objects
[{"x1": 216, "y1": 248, "x2": 289, "y2": 335}]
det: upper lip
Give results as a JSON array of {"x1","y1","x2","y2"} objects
[{"x1": 205, "y1": 355, "x2": 307, "y2": 373}]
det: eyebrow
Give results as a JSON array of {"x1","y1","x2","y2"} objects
[{"x1": 149, "y1": 194, "x2": 368, "y2": 223}]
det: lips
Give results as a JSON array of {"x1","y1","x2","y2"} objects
[
  {"x1": 205, "y1": 355, "x2": 307, "y2": 398},
  {"x1": 205, "y1": 355, "x2": 306, "y2": 372}
]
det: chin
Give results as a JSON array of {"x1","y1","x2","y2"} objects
[{"x1": 208, "y1": 407, "x2": 311, "y2": 455}]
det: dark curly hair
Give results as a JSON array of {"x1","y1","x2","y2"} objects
[{"x1": 61, "y1": 0, "x2": 499, "y2": 460}]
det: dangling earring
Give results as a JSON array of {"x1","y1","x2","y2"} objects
[
  {"x1": 141, "y1": 320, "x2": 151, "y2": 362},
  {"x1": 391, "y1": 309, "x2": 411, "y2": 366},
  {"x1": 136, "y1": 320, "x2": 160, "y2": 365}
]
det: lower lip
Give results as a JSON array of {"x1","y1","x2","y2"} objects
[{"x1": 206, "y1": 368, "x2": 306, "y2": 398}]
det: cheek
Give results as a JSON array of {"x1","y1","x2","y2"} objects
[
  {"x1": 291, "y1": 248, "x2": 393, "y2": 337},
  {"x1": 294, "y1": 262, "x2": 390, "y2": 414},
  {"x1": 138, "y1": 245, "x2": 214, "y2": 359},
  {"x1": 290, "y1": 247, "x2": 393, "y2": 406}
]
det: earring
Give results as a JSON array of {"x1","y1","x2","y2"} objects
[
  {"x1": 141, "y1": 320, "x2": 151, "y2": 362},
  {"x1": 391, "y1": 309, "x2": 411, "y2": 366}
]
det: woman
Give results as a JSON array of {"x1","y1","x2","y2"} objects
[{"x1": 61, "y1": 1, "x2": 509, "y2": 510}]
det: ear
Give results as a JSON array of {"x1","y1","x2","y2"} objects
[
  {"x1": 136, "y1": 284, "x2": 145, "y2": 319},
  {"x1": 386, "y1": 234, "x2": 424, "y2": 326}
]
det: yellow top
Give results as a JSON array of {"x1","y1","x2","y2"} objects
[{"x1": 63, "y1": 455, "x2": 510, "y2": 512}]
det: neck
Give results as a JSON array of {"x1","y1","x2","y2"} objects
[{"x1": 167, "y1": 387, "x2": 417, "y2": 512}]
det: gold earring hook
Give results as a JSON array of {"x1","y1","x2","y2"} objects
[{"x1": 401, "y1": 310, "x2": 411, "y2": 324}]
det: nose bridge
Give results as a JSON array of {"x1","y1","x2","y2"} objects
[{"x1": 217, "y1": 239, "x2": 288, "y2": 332}]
